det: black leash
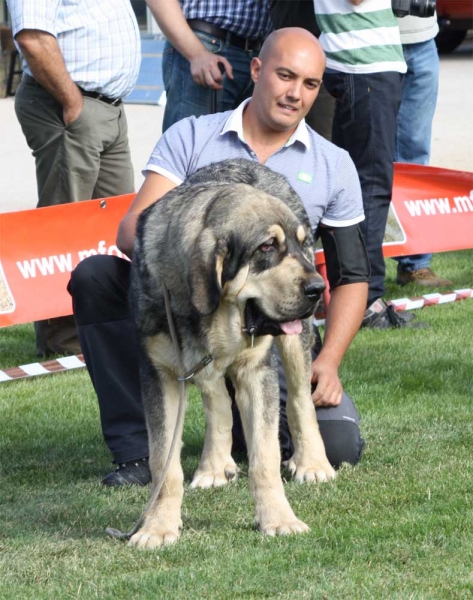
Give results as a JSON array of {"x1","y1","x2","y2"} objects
[{"x1": 105, "y1": 285, "x2": 201, "y2": 542}]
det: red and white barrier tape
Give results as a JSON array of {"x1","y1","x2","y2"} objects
[
  {"x1": 314, "y1": 288, "x2": 473, "y2": 326},
  {"x1": 388, "y1": 288, "x2": 473, "y2": 311},
  {"x1": 1, "y1": 289, "x2": 473, "y2": 382},
  {"x1": 0, "y1": 354, "x2": 85, "y2": 382}
]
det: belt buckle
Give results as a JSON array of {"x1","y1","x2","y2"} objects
[
  {"x1": 245, "y1": 38, "x2": 260, "y2": 52},
  {"x1": 111, "y1": 98, "x2": 120, "y2": 106}
]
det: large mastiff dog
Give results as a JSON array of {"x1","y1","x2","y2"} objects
[{"x1": 129, "y1": 159, "x2": 336, "y2": 549}]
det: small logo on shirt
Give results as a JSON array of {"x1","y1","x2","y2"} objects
[{"x1": 297, "y1": 171, "x2": 312, "y2": 184}]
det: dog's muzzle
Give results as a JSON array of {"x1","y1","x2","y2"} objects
[{"x1": 243, "y1": 298, "x2": 318, "y2": 338}]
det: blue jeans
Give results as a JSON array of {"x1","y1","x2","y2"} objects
[
  {"x1": 161, "y1": 31, "x2": 258, "y2": 132},
  {"x1": 324, "y1": 70, "x2": 403, "y2": 306},
  {"x1": 394, "y1": 39, "x2": 439, "y2": 272}
]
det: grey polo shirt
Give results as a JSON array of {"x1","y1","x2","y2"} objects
[{"x1": 145, "y1": 99, "x2": 364, "y2": 231}]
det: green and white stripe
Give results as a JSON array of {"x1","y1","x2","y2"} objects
[{"x1": 313, "y1": 0, "x2": 406, "y2": 74}]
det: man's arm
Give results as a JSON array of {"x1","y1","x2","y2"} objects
[
  {"x1": 116, "y1": 171, "x2": 178, "y2": 258},
  {"x1": 310, "y1": 219, "x2": 370, "y2": 407},
  {"x1": 146, "y1": 0, "x2": 233, "y2": 89},
  {"x1": 15, "y1": 29, "x2": 83, "y2": 125},
  {"x1": 311, "y1": 281, "x2": 368, "y2": 407}
]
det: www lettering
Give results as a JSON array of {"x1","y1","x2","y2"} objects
[
  {"x1": 404, "y1": 195, "x2": 473, "y2": 217},
  {"x1": 16, "y1": 253, "x2": 73, "y2": 279},
  {"x1": 15, "y1": 242, "x2": 129, "y2": 280}
]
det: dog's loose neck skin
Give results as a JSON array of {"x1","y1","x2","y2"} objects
[{"x1": 199, "y1": 306, "x2": 273, "y2": 381}]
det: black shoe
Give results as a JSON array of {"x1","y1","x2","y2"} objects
[
  {"x1": 101, "y1": 458, "x2": 151, "y2": 487},
  {"x1": 361, "y1": 299, "x2": 428, "y2": 329}
]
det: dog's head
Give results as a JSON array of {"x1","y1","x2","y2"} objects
[{"x1": 189, "y1": 184, "x2": 325, "y2": 336}]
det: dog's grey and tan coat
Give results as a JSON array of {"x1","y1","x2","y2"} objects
[{"x1": 129, "y1": 159, "x2": 335, "y2": 549}]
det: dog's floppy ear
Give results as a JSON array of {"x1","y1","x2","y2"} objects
[{"x1": 190, "y1": 229, "x2": 227, "y2": 315}]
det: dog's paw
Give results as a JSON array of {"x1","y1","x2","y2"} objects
[
  {"x1": 257, "y1": 513, "x2": 310, "y2": 536},
  {"x1": 259, "y1": 518, "x2": 310, "y2": 537},
  {"x1": 128, "y1": 522, "x2": 181, "y2": 550},
  {"x1": 255, "y1": 497, "x2": 310, "y2": 537},
  {"x1": 283, "y1": 456, "x2": 336, "y2": 483},
  {"x1": 190, "y1": 462, "x2": 239, "y2": 489}
]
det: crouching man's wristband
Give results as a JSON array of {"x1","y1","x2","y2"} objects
[{"x1": 318, "y1": 224, "x2": 370, "y2": 290}]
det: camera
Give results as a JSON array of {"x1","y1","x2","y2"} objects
[{"x1": 392, "y1": 0, "x2": 436, "y2": 18}]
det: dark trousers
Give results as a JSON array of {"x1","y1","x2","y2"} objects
[
  {"x1": 323, "y1": 70, "x2": 403, "y2": 307},
  {"x1": 69, "y1": 255, "x2": 365, "y2": 468}
]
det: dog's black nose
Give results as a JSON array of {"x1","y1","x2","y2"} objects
[{"x1": 303, "y1": 277, "x2": 326, "y2": 299}]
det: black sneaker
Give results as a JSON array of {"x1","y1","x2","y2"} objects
[
  {"x1": 361, "y1": 299, "x2": 428, "y2": 329},
  {"x1": 101, "y1": 458, "x2": 151, "y2": 487}
]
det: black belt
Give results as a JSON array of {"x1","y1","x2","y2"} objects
[
  {"x1": 187, "y1": 19, "x2": 263, "y2": 52},
  {"x1": 22, "y1": 74, "x2": 122, "y2": 106},
  {"x1": 79, "y1": 88, "x2": 122, "y2": 106}
]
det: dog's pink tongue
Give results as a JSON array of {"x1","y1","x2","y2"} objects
[{"x1": 280, "y1": 320, "x2": 303, "y2": 335}]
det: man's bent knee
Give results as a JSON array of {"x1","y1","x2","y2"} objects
[
  {"x1": 68, "y1": 255, "x2": 131, "y2": 324},
  {"x1": 318, "y1": 421, "x2": 365, "y2": 468}
]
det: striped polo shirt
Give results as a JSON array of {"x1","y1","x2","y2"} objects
[
  {"x1": 313, "y1": 0, "x2": 407, "y2": 74},
  {"x1": 145, "y1": 99, "x2": 364, "y2": 231}
]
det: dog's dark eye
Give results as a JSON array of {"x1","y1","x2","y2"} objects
[{"x1": 259, "y1": 239, "x2": 276, "y2": 252}]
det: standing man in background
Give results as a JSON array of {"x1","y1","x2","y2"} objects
[
  {"x1": 146, "y1": 0, "x2": 273, "y2": 132},
  {"x1": 313, "y1": 0, "x2": 424, "y2": 329},
  {"x1": 393, "y1": 12, "x2": 452, "y2": 288},
  {"x1": 8, "y1": 0, "x2": 141, "y2": 357}
]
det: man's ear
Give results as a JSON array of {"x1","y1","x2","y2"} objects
[
  {"x1": 190, "y1": 229, "x2": 227, "y2": 316},
  {"x1": 250, "y1": 56, "x2": 262, "y2": 83}
]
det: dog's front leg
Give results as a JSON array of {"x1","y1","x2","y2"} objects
[
  {"x1": 129, "y1": 371, "x2": 186, "y2": 550},
  {"x1": 235, "y1": 366, "x2": 309, "y2": 536},
  {"x1": 190, "y1": 378, "x2": 238, "y2": 488},
  {"x1": 276, "y1": 330, "x2": 336, "y2": 483}
]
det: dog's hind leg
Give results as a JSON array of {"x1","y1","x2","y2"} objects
[
  {"x1": 129, "y1": 367, "x2": 186, "y2": 550},
  {"x1": 190, "y1": 378, "x2": 238, "y2": 489},
  {"x1": 276, "y1": 327, "x2": 336, "y2": 483},
  {"x1": 234, "y1": 365, "x2": 309, "y2": 536}
]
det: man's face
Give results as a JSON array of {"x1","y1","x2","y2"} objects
[{"x1": 251, "y1": 43, "x2": 324, "y2": 133}]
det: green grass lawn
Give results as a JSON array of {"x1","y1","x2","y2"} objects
[{"x1": 1, "y1": 251, "x2": 472, "y2": 599}]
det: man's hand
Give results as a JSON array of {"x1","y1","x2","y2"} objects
[
  {"x1": 310, "y1": 356, "x2": 343, "y2": 407},
  {"x1": 15, "y1": 29, "x2": 84, "y2": 121},
  {"x1": 310, "y1": 281, "x2": 368, "y2": 407},
  {"x1": 190, "y1": 50, "x2": 233, "y2": 89},
  {"x1": 146, "y1": 0, "x2": 233, "y2": 90},
  {"x1": 63, "y1": 95, "x2": 84, "y2": 126}
]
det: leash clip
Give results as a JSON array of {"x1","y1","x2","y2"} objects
[
  {"x1": 178, "y1": 354, "x2": 213, "y2": 381},
  {"x1": 242, "y1": 325, "x2": 256, "y2": 348}
]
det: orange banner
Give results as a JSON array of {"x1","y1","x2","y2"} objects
[
  {"x1": 317, "y1": 163, "x2": 473, "y2": 263},
  {"x1": 0, "y1": 194, "x2": 134, "y2": 327},
  {"x1": 1, "y1": 165, "x2": 472, "y2": 327},
  {"x1": 383, "y1": 163, "x2": 473, "y2": 258}
]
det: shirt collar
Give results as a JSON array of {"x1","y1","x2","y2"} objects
[{"x1": 220, "y1": 98, "x2": 311, "y2": 150}]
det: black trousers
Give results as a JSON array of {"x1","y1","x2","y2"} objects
[
  {"x1": 69, "y1": 255, "x2": 365, "y2": 468},
  {"x1": 323, "y1": 70, "x2": 403, "y2": 307}
]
